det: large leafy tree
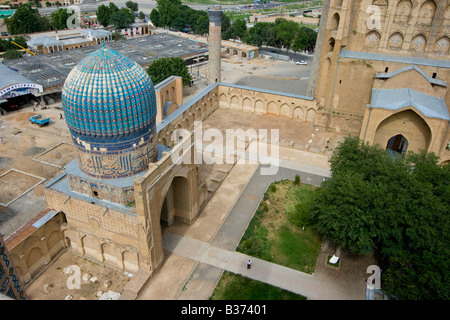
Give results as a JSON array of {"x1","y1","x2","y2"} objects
[
  {"x1": 244, "y1": 20, "x2": 316, "y2": 53},
  {"x1": 50, "y1": 8, "x2": 71, "y2": 30},
  {"x1": 146, "y1": 57, "x2": 192, "y2": 87},
  {"x1": 156, "y1": 0, "x2": 181, "y2": 28},
  {"x1": 110, "y1": 8, "x2": 135, "y2": 29},
  {"x1": 0, "y1": 36, "x2": 27, "y2": 52},
  {"x1": 274, "y1": 18, "x2": 300, "y2": 55},
  {"x1": 125, "y1": 1, "x2": 139, "y2": 13},
  {"x1": 150, "y1": 8, "x2": 161, "y2": 27},
  {"x1": 245, "y1": 22, "x2": 275, "y2": 47},
  {"x1": 194, "y1": 14, "x2": 209, "y2": 35},
  {"x1": 307, "y1": 136, "x2": 450, "y2": 299},
  {"x1": 4, "y1": 4, "x2": 51, "y2": 34},
  {"x1": 222, "y1": 18, "x2": 247, "y2": 41},
  {"x1": 96, "y1": 2, "x2": 119, "y2": 27}
]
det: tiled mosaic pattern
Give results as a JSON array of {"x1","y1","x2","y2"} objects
[
  {"x1": 62, "y1": 47, "x2": 157, "y2": 140},
  {"x1": 0, "y1": 237, "x2": 25, "y2": 300}
]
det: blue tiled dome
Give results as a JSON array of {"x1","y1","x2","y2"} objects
[{"x1": 62, "y1": 47, "x2": 156, "y2": 142}]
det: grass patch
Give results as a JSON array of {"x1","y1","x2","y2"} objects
[
  {"x1": 237, "y1": 180, "x2": 322, "y2": 274},
  {"x1": 210, "y1": 271, "x2": 306, "y2": 300}
]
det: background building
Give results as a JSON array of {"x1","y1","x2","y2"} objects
[{"x1": 313, "y1": 0, "x2": 450, "y2": 163}]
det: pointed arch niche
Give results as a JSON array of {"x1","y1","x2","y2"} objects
[{"x1": 394, "y1": 0, "x2": 412, "y2": 24}]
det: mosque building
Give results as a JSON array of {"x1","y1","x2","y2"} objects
[{"x1": 1, "y1": 1, "x2": 449, "y2": 299}]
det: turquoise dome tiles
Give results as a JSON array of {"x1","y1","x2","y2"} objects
[
  {"x1": 62, "y1": 47, "x2": 156, "y2": 142},
  {"x1": 61, "y1": 47, "x2": 158, "y2": 179}
]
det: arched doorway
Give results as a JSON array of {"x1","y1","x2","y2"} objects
[
  {"x1": 160, "y1": 196, "x2": 172, "y2": 226},
  {"x1": 386, "y1": 134, "x2": 408, "y2": 155},
  {"x1": 160, "y1": 176, "x2": 191, "y2": 226},
  {"x1": 373, "y1": 110, "x2": 431, "y2": 154}
]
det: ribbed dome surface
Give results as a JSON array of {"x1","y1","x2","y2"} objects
[{"x1": 62, "y1": 47, "x2": 156, "y2": 141}]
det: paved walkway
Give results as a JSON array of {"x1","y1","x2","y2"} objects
[{"x1": 137, "y1": 149, "x2": 373, "y2": 300}]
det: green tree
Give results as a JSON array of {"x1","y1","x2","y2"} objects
[
  {"x1": 223, "y1": 18, "x2": 247, "y2": 41},
  {"x1": 2, "y1": 49, "x2": 23, "y2": 59},
  {"x1": 146, "y1": 57, "x2": 192, "y2": 87},
  {"x1": 97, "y1": 2, "x2": 119, "y2": 27},
  {"x1": 138, "y1": 11, "x2": 145, "y2": 21},
  {"x1": 150, "y1": 8, "x2": 160, "y2": 27},
  {"x1": 307, "y1": 136, "x2": 450, "y2": 299},
  {"x1": 292, "y1": 30, "x2": 309, "y2": 54},
  {"x1": 156, "y1": 0, "x2": 181, "y2": 28},
  {"x1": 110, "y1": 8, "x2": 135, "y2": 29},
  {"x1": 299, "y1": 25, "x2": 318, "y2": 52},
  {"x1": 125, "y1": 1, "x2": 139, "y2": 13},
  {"x1": 4, "y1": 4, "x2": 51, "y2": 34},
  {"x1": 194, "y1": 14, "x2": 209, "y2": 35},
  {"x1": 12, "y1": 36, "x2": 28, "y2": 49},
  {"x1": 97, "y1": 4, "x2": 112, "y2": 27},
  {"x1": 221, "y1": 13, "x2": 231, "y2": 34},
  {"x1": 0, "y1": 38, "x2": 11, "y2": 52},
  {"x1": 50, "y1": 8, "x2": 71, "y2": 30},
  {"x1": 246, "y1": 22, "x2": 274, "y2": 47},
  {"x1": 274, "y1": 18, "x2": 300, "y2": 55}
]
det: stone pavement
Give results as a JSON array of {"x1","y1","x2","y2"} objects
[{"x1": 137, "y1": 148, "x2": 373, "y2": 300}]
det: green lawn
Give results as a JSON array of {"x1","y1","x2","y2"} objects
[
  {"x1": 236, "y1": 180, "x2": 322, "y2": 274},
  {"x1": 210, "y1": 179, "x2": 322, "y2": 299},
  {"x1": 210, "y1": 271, "x2": 306, "y2": 300}
]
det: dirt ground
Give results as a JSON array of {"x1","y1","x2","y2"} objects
[
  {"x1": 25, "y1": 250, "x2": 132, "y2": 300},
  {"x1": 0, "y1": 105, "x2": 73, "y2": 180}
]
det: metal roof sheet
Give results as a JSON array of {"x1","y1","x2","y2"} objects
[{"x1": 369, "y1": 88, "x2": 450, "y2": 120}]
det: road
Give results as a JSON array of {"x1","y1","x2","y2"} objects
[
  {"x1": 260, "y1": 46, "x2": 314, "y2": 63},
  {"x1": 37, "y1": 0, "x2": 285, "y2": 15}
]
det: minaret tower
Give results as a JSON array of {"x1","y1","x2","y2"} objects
[{"x1": 208, "y1": 5, "x2": 222, "y2": 84}]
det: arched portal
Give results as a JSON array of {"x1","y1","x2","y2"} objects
[
  {"x1": 373, "y1": 110, "x2": 432, "y2": 154},
  {"x1": 160, "y1": 176, "x2": 191, "y2": 226}
]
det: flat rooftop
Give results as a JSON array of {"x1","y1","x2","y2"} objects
[{"x1": 1, "y1": 33, "x2": 209, "y2": 93}]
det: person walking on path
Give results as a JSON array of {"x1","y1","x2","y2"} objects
[{"x1": 247, "y1": 260, "x2": 252, "y2": 270}]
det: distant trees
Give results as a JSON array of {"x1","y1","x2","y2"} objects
[
  {"x1": 50, "y1": 8, "x2": 71, "y2": 30},
  {"x1": 125, "y1": 1, "x2": 139, "y2": 13},
  {"x1": 110, "y1": 8, "x2": 135, "y2": 29},
  {"x1": 306, "y1": 136, "x2": 450, "y2": 300},
  {"x1": 222, "y1": 18, "x2": 247, "y2": 41},
  {"x1": 4, "y1": 4, "x2": 51, "y2": 35},
  {"x1": 97, "y1": 2, "x2": 135, "y2": 29},
  {"x1": 146, "y1": 57, "x2": 192, "y2": 87},
  {"x1": 0, "y1": 36, "x2": 28, "y2": 52},
  {"x1": 245, "y1": 18, "x2": 317, "y2": 54},
  {"x1": 156, "y1": 0, "x2": 181, "y2": 29},
  {"x1": 151, "y1": 0, "x2": 226, "y2": 36}
]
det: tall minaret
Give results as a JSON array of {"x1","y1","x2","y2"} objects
[
  {"x1": 208, "y1": 5, "x2": 222, "y2": 84},
  {"x1": 306, "y1": 0, "x2": 330, "y2": 98}
]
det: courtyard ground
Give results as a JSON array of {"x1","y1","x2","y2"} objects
[{"x1": 25, "y1": 250, "x2": 132, "y2": 300}]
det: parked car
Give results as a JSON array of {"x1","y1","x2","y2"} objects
[
  {"x1": 296, "y1": 61, "x2": 307, "y2": 65},
  {"x1": 29, "y1": 115, "x2": 50, "y2": 127}
]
